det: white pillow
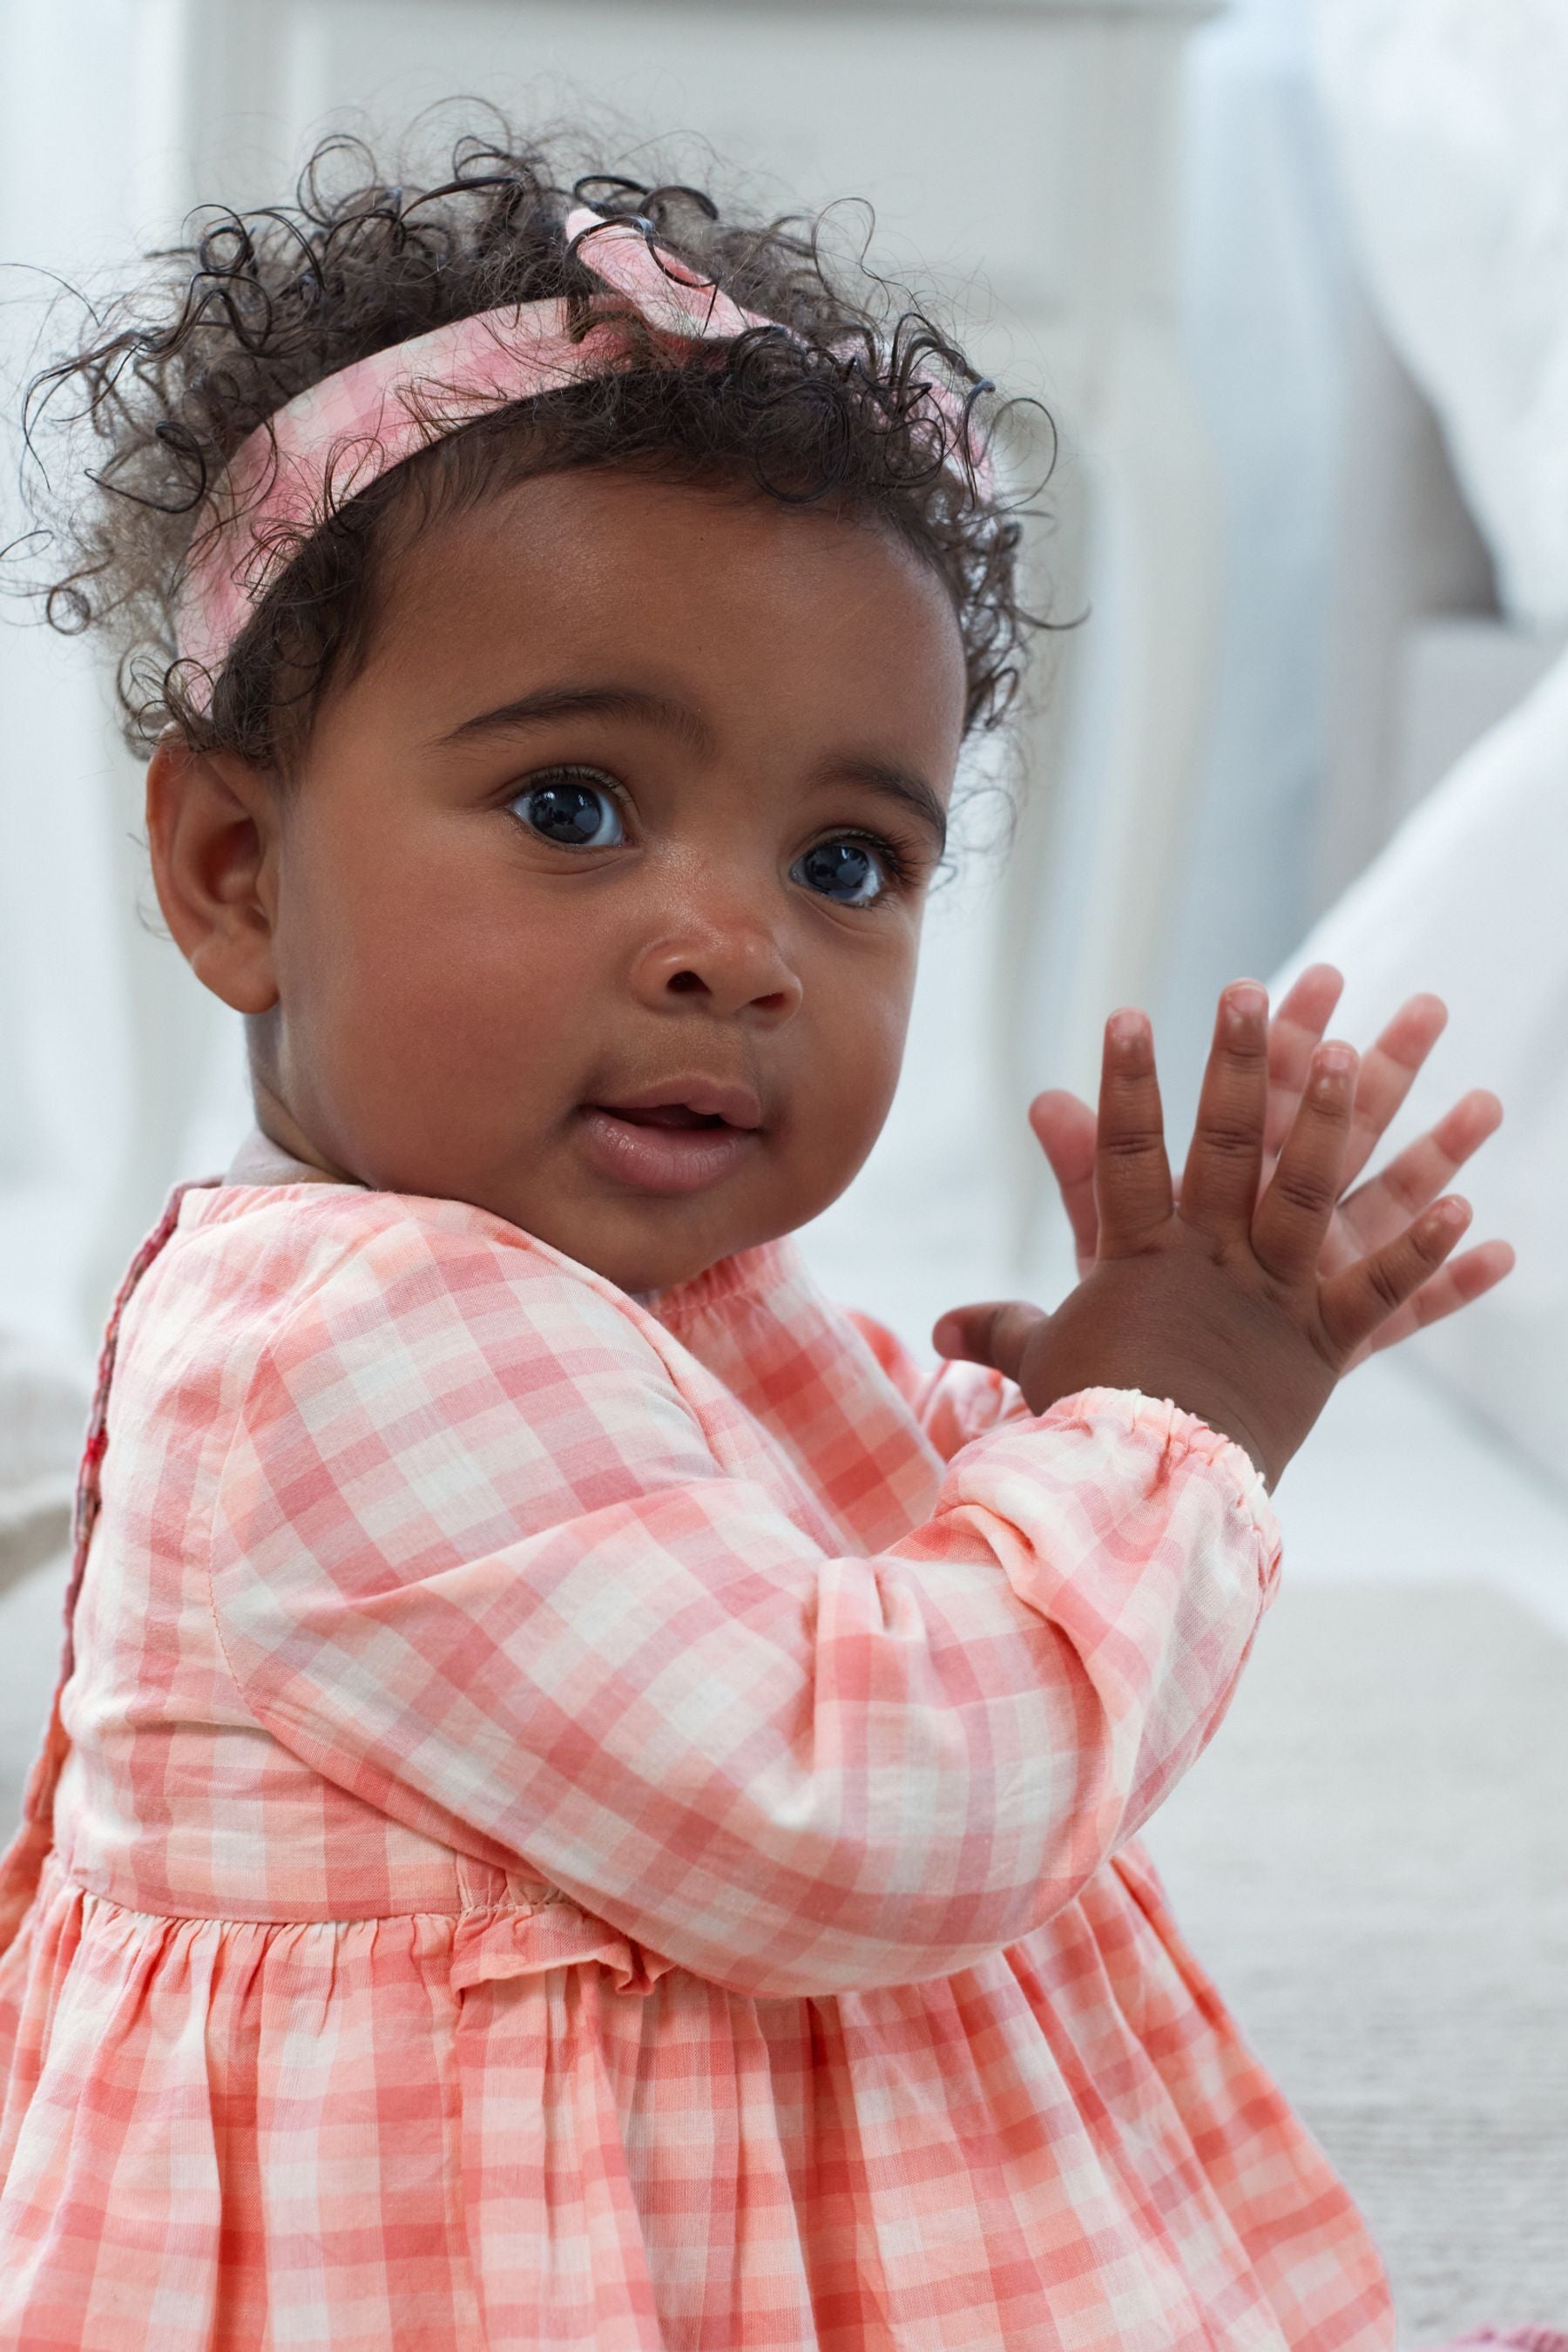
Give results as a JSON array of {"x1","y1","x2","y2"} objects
[
  {"x1": 1315, "y1": 0, "x2": 1568, "y2": 626},
  {"x1": 1274, "y1": 640, "x2": 1568, "y2": 1490}
]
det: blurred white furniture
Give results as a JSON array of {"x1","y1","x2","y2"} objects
[
  {"x1": 1319, "y1": 280, "x2": 1567, "y2": 913},
  {"x1": 1315, "y1": 0, "x2": 1568, "y2": 906},
  {"x1": 0, "y1": 1335, "x2": 84, "y2": 1597},
  {"x1": 1318, "y1": 0, "x2": 1568, "y2": 635}
]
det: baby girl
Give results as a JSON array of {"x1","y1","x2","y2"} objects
[{"x1": 0, "y1": 120, "x2": 1544, "y2": 2352}]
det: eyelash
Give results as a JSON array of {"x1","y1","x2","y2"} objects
[
  {"x1": 506, "y1": 767, "x2": 924, "y2": 904},
  {"x1": 511, "y1": 763, "x2": 630, "y2": 823},
  {"x1": 832, "y1": 831, "x2": 916, "y2": 894}
]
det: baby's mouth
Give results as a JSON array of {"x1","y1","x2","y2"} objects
[
  {"x1": 589, "y1": 1077, "x2": 765, "y2": 1133},
  {"x1": 608, "y1": 1103, "x2": 730, "y2": 1131},
  {"x1": 576, "y1": 1084, "x2": 764, "y2": 1195}
]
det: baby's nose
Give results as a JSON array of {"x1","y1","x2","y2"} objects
[{"x1": 632, "y1": 915, "x2": 802, "y2": 1020}]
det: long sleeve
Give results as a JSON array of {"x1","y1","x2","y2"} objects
[
  {"x1": 207, "y1": 1213, "x2": 1280, "y2": 1998},
  {"x1": 845, "y1": 1308, "x2": 1035, "y2": 1460}
]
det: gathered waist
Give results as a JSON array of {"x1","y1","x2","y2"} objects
[{"x1": 30, "y1": 1848, "x2": 679, "y2": 1996}]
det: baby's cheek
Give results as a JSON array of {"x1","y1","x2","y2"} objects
[
  {"x1": 303, "y1": 899, "x2": 567, "y2": 1176},
  {"x1": 789, "y1": 988, "x2": 909, "y2": 1198}
]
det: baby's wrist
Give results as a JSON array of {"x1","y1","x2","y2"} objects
[
  {"x1": 1013, "y1": 1263, "x2": 1336, "y2": 1491},
  {"x1": 1019, "y1": 1339, "x2": 1281, "y2": 1485},
  {"x1": 1141, "y1": 1386, "x2": 1273, "y2": 1485},
  {"x1": 1077, "y1": 1378, "x2": 1273, "y2": 1484}
]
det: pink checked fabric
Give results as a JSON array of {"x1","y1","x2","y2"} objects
[{"x1": 0, "y1": 1176, "x2": 1396, "y2": 2349}]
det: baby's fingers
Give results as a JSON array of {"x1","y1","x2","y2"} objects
[
  {"x1": 1251, "y1": 1043, "x2": 1358, "y2": 1280},
  {"x1": 1321, "y1": 1197, "x2": 1473, "y2": 1360},
  {"x1": 1356, "y1": 1236, "x2": 1515, "y2": 1361},
  {"x1": 1181, "y1": 983, "x2": 1269, "y2": 1240},
  {"x1": 1094, "y1": 1011, "x2": 1174, "y2": 1248},
  {"x1": 1337, "y1": 992, "x2": 1449, "y2": 1193},
  {"x1": 1337, "y1": 1089, "x2": 1502, "y2": 1258},
  {"x1": 1264, "y1": 964, "x2": 1344, "y2": 1157},
  {"x1": 932, "y1": 1299, "x2": 1047, "y2": 1382},
  {"x1": 1028, "y1": 1092, "x2": 1099, "y2": 1272}
]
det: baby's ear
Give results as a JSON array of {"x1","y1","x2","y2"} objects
[{"x1": 145, "y1": 733, "x2": 281, "y2": 1014}]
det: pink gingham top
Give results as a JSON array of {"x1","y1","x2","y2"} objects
[{"x1": 0, "y1": 1162, "x2": 1394, "y2": 2349}]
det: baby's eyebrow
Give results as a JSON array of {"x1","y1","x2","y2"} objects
[
  {"x1": 436, "y1": 681, "x2": 713, "y2": 755},
  {"x1": 821, "y1": 760, "x2": 949, "y2": 855}
]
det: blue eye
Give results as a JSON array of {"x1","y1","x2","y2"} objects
[
  {"x1": 793, "y1": 838, "x2": 890, "y2": 906},
  {"x1": 510, "y1": 774, "x2": 625, "y2": 848}
]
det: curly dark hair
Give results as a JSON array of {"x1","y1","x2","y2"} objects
[{"x1": 18, "y1": 118, "x2": 1046, "y2": 774}]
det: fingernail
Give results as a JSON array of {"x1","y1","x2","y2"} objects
[
  {"x1": 1315, "y1": 1043, "x2": 1356, "y2": 1078},
  {"x1": 1107, "y1": 1009, "x2": 1146, "y2": 1054},
  {"x1": 1433, "y1": 1194, "x2": 1471, "y2": 1231},
  {"x1": 1223, "y1": 983, "x2": 1266, "y2": 1036}
]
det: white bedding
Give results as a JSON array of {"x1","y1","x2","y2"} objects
[{"x1": 1277, "y1": 642, "x2": 1568, "y2": 1496}]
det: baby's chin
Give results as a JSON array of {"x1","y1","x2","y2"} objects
[{"x1": 513, "y1": 1188, "x2": 785, "y2": 1301}]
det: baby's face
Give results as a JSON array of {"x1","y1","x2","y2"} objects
[{"x1": 255, "y1": 467, "x2": 968, "y2": 1293}]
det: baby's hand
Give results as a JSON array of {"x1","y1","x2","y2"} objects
[
  {"x1": 1031, "y1": 964, "x2": 1511, "y2": 1362},
  {"x1": 933, "y1": 983, "x2": 1477, "y2": 1488}
]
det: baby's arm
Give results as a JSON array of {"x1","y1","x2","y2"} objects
[{"x1": 208, "y1": 1217, "x2": 1275, "y2": 2000}]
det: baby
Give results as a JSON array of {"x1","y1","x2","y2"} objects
[{"x1": 0, "y1": 122, "x2": 1532, "y2": 2352}]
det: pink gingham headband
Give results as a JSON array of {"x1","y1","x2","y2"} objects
[{"x1": 176, "y1": 205, "x2": 995, "y2": 701}]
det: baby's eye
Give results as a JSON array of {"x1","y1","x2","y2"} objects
[
  {"x1": 792, "y1": 837, "x2": 895, "y2": 906},
  {"x1": 509, "y1": 773, "x2": 625, "y2": 848}
]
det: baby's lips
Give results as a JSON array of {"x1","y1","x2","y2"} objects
[{"x1": 594, "y1": 1076, "x2": 764, "y2": 1130}]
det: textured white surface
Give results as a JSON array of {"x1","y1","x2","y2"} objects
[
  {"x1": 1147, "y1": 1578, "x2": 1568, "y2": 2341},
  {"x1": 1316, "y1": 0, "x2": 1568, "y2": 627},
  {"x1": 1160, "y1": 1352, "x2": 1568, "y2": 2339}
]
